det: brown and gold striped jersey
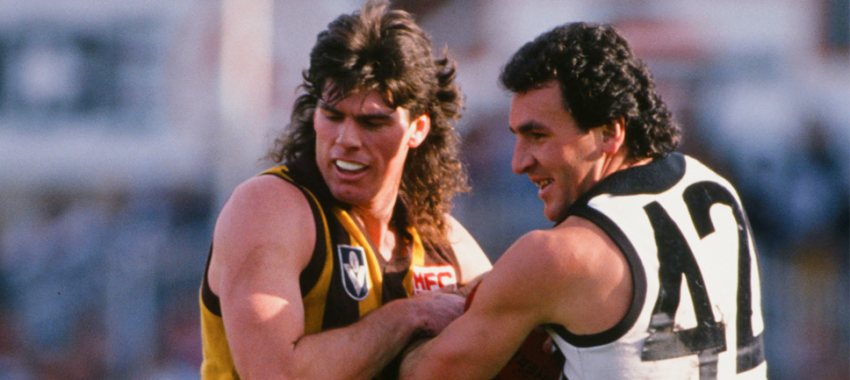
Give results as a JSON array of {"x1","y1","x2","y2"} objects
[{"x1": 199, "y1": 163, "x2": 463, "y2": 380}]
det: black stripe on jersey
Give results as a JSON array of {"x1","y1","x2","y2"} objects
[
  {"x1": 382, "y1": 245, "x2": 413, "y2": 303},
  {"x1": 321, "y1": 219, "x2": 362, "y2": 330},
  {"x1": 546, "y1": 205, "x2": 647, "y2": 347},
  {"x1": 259, "y1": 170, "x2": 329, "y2": 298},
  {"x1": 560, "y1": 153, "x2": 686, "y2": 225},
  {"x1": 201, "y1": 244, "x2": 221, "y2": 316},
  {"x1": 382, "y1": 270, "x2": 409, "y2": 303},
  {"x1": 422, "y1": 239, "x2": 462, "y2": 283},
  {"x1": 200, "y1": 170, "x2": 330, "y2": 317},
  {"x1": 297, "y1": 189, "x2": 328, "y2": 298},
  {"x1": 545, "y1": 153, "x2": 684, "y2": 346},
  {"x1": 261, "y1": 164, "x2": 367, "y2": 331}
]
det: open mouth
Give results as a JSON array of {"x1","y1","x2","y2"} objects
[
  {"x1": 335, "y1": 159, "x2": 367, "y2": 172},
  {"x1": 534, "y1": 179, "x2": 553, "y2": 190}
]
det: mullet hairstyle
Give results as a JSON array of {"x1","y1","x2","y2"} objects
[
  {"x1": 267, "y1": 0, "x2": 468, "y2": 245},
  {"x1": 500, "y1": 22, "x2": 681, "y2": 158}
]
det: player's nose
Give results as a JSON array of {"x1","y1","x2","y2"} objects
[
  {"x1": 335, "y1": 119, "x2": 362, "y2": 149},
  {"x1": 511, "y1": 141, "x2": 533, "y2": 174}
]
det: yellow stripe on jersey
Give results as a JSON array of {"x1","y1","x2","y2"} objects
[
  {"x1": 261, "y1": 165, "x2": 335, "y2": 334},
  {"x1": 333, "y1": 207, "x2": 384, "y2": 317},
  {"x1": 300, "y1": 191, "x2": 333, "y2": 335},
  {"x1": 201, "y1": 164, "x2": 462, "y2": 380},
  {"x1": 199, "y1": 293, "x2": 238, "y2": 380},
  {"x1": 403, "y1": 227, "x2": 426, "y2": 296}
]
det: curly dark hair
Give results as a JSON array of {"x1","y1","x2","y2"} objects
[
  {"x1": 500, "y1": 22, "x2": 680, "y2": 158},
  {"x1": 267, "y1": 0, "x2": 468, "y2": 245}
]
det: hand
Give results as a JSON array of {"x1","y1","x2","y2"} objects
[{"x1": 407, "y1": 291, "x2": 465, "y2": 338}]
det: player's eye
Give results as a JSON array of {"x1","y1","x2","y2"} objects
[
  {"x1": 321, "y1": 109, "x2": 344, "y2": 122},
  {"x1": 360, "y1": 118, "x2": 386, "y2": 129}
]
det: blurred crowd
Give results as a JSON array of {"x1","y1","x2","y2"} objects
[{"x1": 0, "y1": 189, "x2": 210, "y2": 379}]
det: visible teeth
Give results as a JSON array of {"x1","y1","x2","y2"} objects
[
  {"x1": 535, "y1": 179, "x2": 553, "y2": 188},
  {"x1": 336, "y1": 160, "x2": 366, "y2": 171}
]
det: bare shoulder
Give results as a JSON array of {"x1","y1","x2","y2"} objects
[
  {"x1": 208, "y1": 175, "x2": 317, "y2": 295},
  {"x1": 486, "y1": 216, "x2": 632, "y2": 333},
  {"x1": 503, "y1": 216, "x2": 619, "y2": 269},
  {"x1": 444, "y1": 215, "x2": 492, "y2": 284}
]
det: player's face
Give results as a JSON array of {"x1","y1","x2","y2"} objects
[
  {"x1": 510, "y1": 82, "x2": 604, "y2": 222},
  {"x1": 314, "y1": 89, "x2": 429, "y2": 209}
]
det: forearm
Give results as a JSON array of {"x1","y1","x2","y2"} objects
[
  {"x1": 398, "y1": 338, "x2": 430, "y2": 380},
  {"x1": 398, "y1": 335, "x2": 486, "y2": 380},
  {"x1": 284, "y1": 300, "x2": 420, "y2": 380},
  {"x1": 398, "y1": 302, "x2": 536, "y2": 380},
  {"x1": 278, "y1": 290, "x2": 464, "y2": 380},
  {"x1": 228, "y1": 298, "x2": 420, "y2": 380}
]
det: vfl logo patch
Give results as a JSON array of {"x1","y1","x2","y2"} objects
[
  {"x1": 338, "y1": 245, "x2": 370, "y2": 301},
  {"x1": 412, "y1": 265, "x2": 457, "y2": 294}
]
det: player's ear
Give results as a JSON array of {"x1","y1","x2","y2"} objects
[
  {"x1": 408, "y1": 113, "x2": 431, "y2": 148},
  {"x1": 601, "y1": 116, "x2": 626, "y2": 155}
]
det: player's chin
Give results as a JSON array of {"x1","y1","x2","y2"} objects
[
  {"x1": 328, "y1": 185, "x2": 373, "y2": 206},
  {"x1": 543, "y1": 203, "x2": 568, "y2": 222}
]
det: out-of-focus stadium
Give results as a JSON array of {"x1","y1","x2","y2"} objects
[{"x1": 0, "y1": 1, "x2": 846, "y2": 379}]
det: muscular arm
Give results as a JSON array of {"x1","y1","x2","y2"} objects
[
  {"x1": 399, "y1": 218, "x2": 634, "y2": 380},
  {"x1": 209, "y1": 176, "x2": 464, "y2": 380},
  {"x1": 399, "y1": 231, "x2": 555, "y2": 380}
]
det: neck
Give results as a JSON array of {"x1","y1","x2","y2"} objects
[
  {"x1": 350, "y1": 196, "x2": 401, "y2": 261},
  {"x1": 598, "y1": 149, "x2": 651, "y2": 179}
]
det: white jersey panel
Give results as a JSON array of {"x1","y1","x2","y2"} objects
[{"x1": 547, "y1": 154, "x2": 766, "y2": 380}]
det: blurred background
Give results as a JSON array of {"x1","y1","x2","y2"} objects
[{"x1": 0, "y1": 0, "x2": 846, "y2": 379}]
